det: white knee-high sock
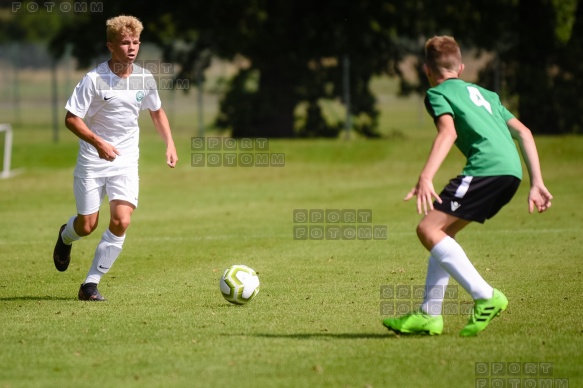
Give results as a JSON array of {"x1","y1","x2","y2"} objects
[
  {"x1": 430, "y1": 236, "x2": 493, "y2": 300},
  {"x1": 84, "y1": 229, "x2": 125, "y2": 285},
  {"x1": 420, "y1": 255, "x2": 450, "y2": 316},
  {"x1": 61, "y1": 216, "x2": 81, "y2": 245}
]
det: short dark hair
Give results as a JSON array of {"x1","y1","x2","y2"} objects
[{"x1": 425, "y1": 35, "x2": 462, "y2": 74}]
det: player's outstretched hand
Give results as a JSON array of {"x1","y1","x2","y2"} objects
[
  {"x1": 404, "y1": 178, "x2": 442, "y2": 215},
  {"x1": 528, "y1": 184, "x2": 553, "y2": 213}
]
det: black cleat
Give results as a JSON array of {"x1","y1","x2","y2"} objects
[
  {"x1": 53, "y1": 224, "x2": 72, "y2": 272},
  {"x1": 78, "y1": 283, "x2": 106, "y2": 301}
]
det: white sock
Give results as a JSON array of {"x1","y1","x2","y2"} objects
[
  {"x1": 84, "y1": 229, "x2": 125, "y2": 285},
  {"x1": 61, "y1": 216, "x2": 81, "y2": 245},
  {"x1": 420, "y1": 255, "x2": 450, "y2": 316},
  {"x1": 430, "y1": 236, "x2": 493, "y2": 300}
]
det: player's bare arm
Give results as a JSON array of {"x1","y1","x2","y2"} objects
[
  {"x1": 64, "y1": 111, "x2": 120, "y2": 162},
  {"x1": 149, "y1": 108, "x2": 178, "y2": 168},
  {"x1": 507, "y1": 118, "x2": 553, "y2": 213},
  {"x1": 405, "y1": 114, "x2": 457, "y2": 215}
]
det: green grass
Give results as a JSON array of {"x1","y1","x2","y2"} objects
[{"x1": 1, "y1": 119, "x2": 582, "y2": 387}]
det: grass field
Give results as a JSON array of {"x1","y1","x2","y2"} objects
[{"x1": 1, "y1": 112, "x2": 582, "y2": 387}]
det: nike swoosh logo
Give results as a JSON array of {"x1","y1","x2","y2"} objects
[
  {"x1": 104, "y1": 96, "x2": 114, "y2": 101},
  {"x1": 98, "y1": 265, "x2": 110, "y2": 270}
]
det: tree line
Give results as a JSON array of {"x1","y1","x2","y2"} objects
[{"x1": 2, "y1": 0, "x2": 581, "y2": 137}]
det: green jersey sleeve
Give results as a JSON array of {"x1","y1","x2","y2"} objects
[
  {"x1": 497, "y1": 100, "x2": 515, "y2": 123},
  {"x1": 424, "y1": 88, "x2": 454, "y2": 119}
]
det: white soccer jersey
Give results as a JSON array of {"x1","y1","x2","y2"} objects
[{"x1": 65, "y1": 61, "x2": 162, "y2": 178}]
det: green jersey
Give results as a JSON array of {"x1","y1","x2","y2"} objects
[{"x1": 424, "y1": 78, "x2": 522, "y2": 179}]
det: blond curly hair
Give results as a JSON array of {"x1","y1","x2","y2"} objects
[{"x1": 106, "y1": 15, "x2": 143, "y2": 42}]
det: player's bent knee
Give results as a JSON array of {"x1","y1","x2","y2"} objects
[
  {"x1": 78, "y1": 223, "x2": 97, "y2": 236},
  {"x1": 110, "y1": 217, "x2": 131, "y2": 234},
  {"x1": 75, "y1": 216, "x2": 99, "y2": 236},
  {"x1": 416, "y1": 222, "x2": 430, "y2": 241},
  {"x1": 416, "y1": 221, "x2": 440, "y2": 251}
]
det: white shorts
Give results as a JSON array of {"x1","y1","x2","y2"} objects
[{"x1": 74, "y1": 175, "x2": 139, "y2": 215}]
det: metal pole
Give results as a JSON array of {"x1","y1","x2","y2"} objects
[
  {"x1": 342, "y1": 54, "x2": 351, "y2": 140},
  {"x1": 1, "y1": 124, "x2": 13, "y2": 179},
  {"x1": 51, "y1": 59, "x2": 59, "y2": 142},
  {"x1": 197, "y1": 64, "x2": 204, "y2": 137},
  {"x1": 65, "y1": 43, "x2": 72, "y2": 103},
  {"x1": 12, "y1": 43, "x2": 21, "y2": 124},
  {"x1": 494, "y1": 54, "x2": 501, "y2": 94}
]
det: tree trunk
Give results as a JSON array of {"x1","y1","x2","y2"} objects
[{"x1": 257, "y1": 64, "x2": 297, "y2": 138}]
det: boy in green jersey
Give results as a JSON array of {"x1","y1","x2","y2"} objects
[{"x1": 383, "y1": 36, "x2": 553, "y2": 336}]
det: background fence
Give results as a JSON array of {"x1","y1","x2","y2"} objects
[
  {"x1": 0, "y1": 42, "x2": 434, "y2": 141},
  {"x1": 0, "y1": 42, "x2": 242, "y2": 138}
]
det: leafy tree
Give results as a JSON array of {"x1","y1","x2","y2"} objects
[
  {"x1": 0, "y1": 3, "x2": 71, "y2": 44},
  {"x1": 397, "y1": 0, "x2": 581, "y2": 134},
  {"x1": 151, "y1": 1, "x2": 409, "y2": 138},
  {"x1": 473, "y1": 0, "x2": 581, "y2": 134},
  {"x1": 49, "y1": 1, "x2": 410, "y2": 138},
  {"x1": 552, "y1": 0, "x2": 583, "y2": 133},
  {"x1": 47, "y1": 0, "x2": 583, "y2": 136}
]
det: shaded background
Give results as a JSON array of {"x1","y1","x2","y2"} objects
[{"x1": 1, "y1": 0, "x2": 582, "y2": 139}]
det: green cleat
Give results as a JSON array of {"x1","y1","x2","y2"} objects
[
  {"x1": 460, "y1": 289, "x2": 508, "y2": 337},
  {"x1": 383, "y1": 310, "x2": 443, "y2": 336}
]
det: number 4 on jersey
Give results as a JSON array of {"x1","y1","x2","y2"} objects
[{"x1": 467, "y1": 86, "x2": 492, "y2": 114}]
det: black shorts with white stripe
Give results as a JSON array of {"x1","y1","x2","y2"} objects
[{"x1": 433, "y1": 175, "x2": 521, "y2": 223}]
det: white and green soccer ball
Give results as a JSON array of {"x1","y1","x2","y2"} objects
[{"x1": 219, "y1": 264, "x2": 260, "y2": 305}]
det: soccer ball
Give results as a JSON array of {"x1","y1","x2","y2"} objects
[{"x1": 219, "y1": 264, "x2": 260, "y2": 305}]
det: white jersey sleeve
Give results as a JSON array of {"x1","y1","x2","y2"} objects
[
  {"x1": 141, "y1": 72, "x2": 162, "y2": 111},
  {"x1": 65, "y1": 74, "x2": 95, "y2": 118}
]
